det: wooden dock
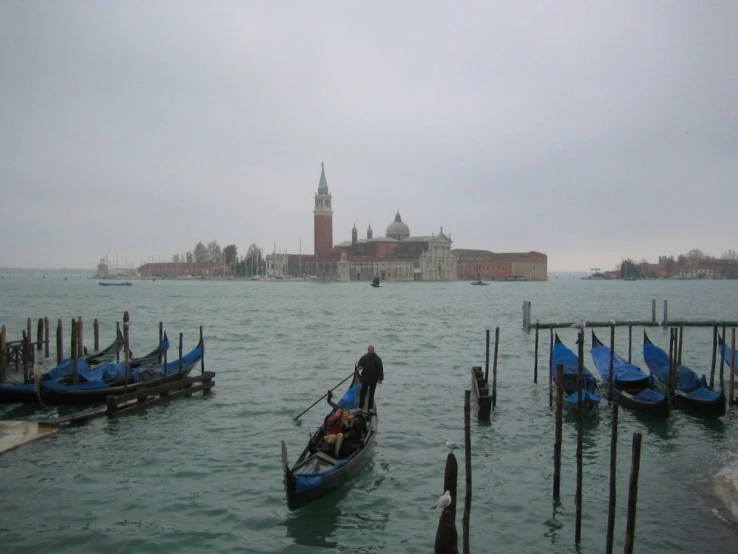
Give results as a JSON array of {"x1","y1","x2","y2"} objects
[{"x1": 0, "y1": 420, "x2": 59, "y2": 455}]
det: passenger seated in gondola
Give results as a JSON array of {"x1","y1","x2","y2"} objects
[{"x1": 321, "y1": 391, "x2": 360, "y2": 457}]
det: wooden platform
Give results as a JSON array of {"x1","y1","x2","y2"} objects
[{"x1": 0, "y1": 420, "x2": 59, "y2": 456}]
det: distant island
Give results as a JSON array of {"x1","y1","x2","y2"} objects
[{"x1": 599, "y1": 249, "x2": 738, "y2": 280}]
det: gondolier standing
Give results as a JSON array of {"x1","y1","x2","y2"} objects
[{"x1": 357, "y1": 345, "x2": 383, "y2": 413}]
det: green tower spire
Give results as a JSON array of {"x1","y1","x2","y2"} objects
[{"x1": 318, "y1": 162, "x2": 328, "y2": 190}]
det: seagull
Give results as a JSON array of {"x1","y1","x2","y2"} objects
[
  {"x1": 445, "y1": 440, "x2": 460, "y2": 451},
  {"x1": 432, "y1": 490, "x2": 452, "y2": 509},
  {"x1": 609, "y1": 320, "x2": 616, "y2": 326},
  {"x1": 571, "y1": 321, "x2": 586, "y2": 330}
]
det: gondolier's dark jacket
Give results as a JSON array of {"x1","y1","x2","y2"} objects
[{"x1": 357, "y1": 353, "x2": 384, "y2": 385}]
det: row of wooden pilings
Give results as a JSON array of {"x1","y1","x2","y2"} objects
[
  {"x1": 470, "y1": 328, "x2": 499, "y2": 420},
  {"x1": 0, "y1": 316, "x2": 109, "y2": 384},
  {"x1": 523, "y1": 299, "x2": 738, "y2": 331},
  {"x1": 549, "y1": 328, "x2": 642, "y2": 553}
]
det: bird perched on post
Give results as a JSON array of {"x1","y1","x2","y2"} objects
[
  {"x1": 445, "y1": 439, "x2": 460, "y2": 451},
  {"x1": 432, "y1": 490, "x2": 452, "y2": 509}
]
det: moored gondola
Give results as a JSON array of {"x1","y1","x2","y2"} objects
[
  {"x1": 282, "y1": 370, "x2": 378, "y2": 511},
  {"x1": 644, "y1": 332, "x2": 725, "y2": 418},
  {"x1": 590, "y1": 331, "x2": 670, "y2": 418},
  {"x1": 30, "y1": 335, "x2": 201, "y2": 406},
  {"x1": 0, "y1": 328, "x2": 126, "y2": 404},
  {"x1": 551, "y1": 334, "x2": 601, "y2": 415}
]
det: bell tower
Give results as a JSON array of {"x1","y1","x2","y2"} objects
[{"x1": 313, "y1": 163, "x2": 333, "y2": 254}]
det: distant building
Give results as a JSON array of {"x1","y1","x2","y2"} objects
[
  {"x1": 136, "y1": 262, "x2": 233, "y2": 279},
  {"x1": 266, "y1": 165, "x2": 457, "y2": 281},
  {"x1": 454, "y1": 249, "x2": 548, "y2": 281}
]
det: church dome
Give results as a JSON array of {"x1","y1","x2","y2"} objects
[{"x1": 386, "y1": 211, "x2": 410, "y2": 240}]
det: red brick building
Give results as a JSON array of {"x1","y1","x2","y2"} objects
[{"x1": 454, "y1": 249, "x2": 548, "y2": 281}]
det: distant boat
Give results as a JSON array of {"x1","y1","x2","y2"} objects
[
  {"x1": 371, "y1": 276, "x2": 380, "y2": 288},
  {"x1": 470, "y1": 280, "x2": 488, "y2": 286},
  {"x1": 99, "y1": 281, "x2": 132, "y2": 287}
]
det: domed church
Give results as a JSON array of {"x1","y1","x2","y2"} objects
[{"x1": 266, "y1": 164, "x2": 457, "y2": 281}]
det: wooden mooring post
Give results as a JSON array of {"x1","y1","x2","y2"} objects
[
  {"x1": 0, "y1": 325, "x2": 6, "y2": 383},
  {"x1": 533, "y1": 322, "x2": 539, "y2": 383},
  {"x1": 56, "y1": 319, "x2": 63, "y2": 363},
  {"x1": 710, "y1": 324, "x2": 718, "y2": 389},
  {"x1": 548, "y1": 328, "x2": 553, "y2": 407},
  {"x1": 462, "y1": 390, "x2": 472, "y2": 554},
  {"x1": 94, "y1": 318, "x2": 100, "y2": 352},
  {"x1": 491, "y1": 327, "x2": 498, "y2": 408},
  {"x1": 71, "y1": 320, "x2": 78, "y2": 385},
  {"x1": 575, "y1": 329, "x2": 584, "y2": 544},
  {"x1": 26, "y1": 318, "x2": 32, "y2": 362},
  {"x1": 730, "y1": 328, "x2": 736, "y2": 408},
  {"x1": 77, "y1": 317, "x2": 84, "y2": 357},
  {"x1": 608, "y1": 325, "x2": 615, "y2": 404},
  {"x1": 470, "y1": 365, "x2": 491, "y2": 419},
  {"x1": 627, "y1": 323, "x2": 632, "y2": 363},
  {"x1": 36, "y1": 318, "x2": 44, "y2": 351},
  {"x1": 158, "y1": 322, "x2": 164, "y2": 363},
  {"x1": 200, "y1": 325, "x2": 205, "y2": 374},
  {"x1": 21, "y1": 331, "x2": 30, "y2": 383},
  {"x1": 44, "y1": 316, "x2": 49, "y2": 359},
  {"x1": 553, "y1": 364, "x2": 563, "y2": 500},
  {"x1": 484, "y1": 329, "x2": 490, "y2": 383},
  {"x1": 623, "y1": 432, "x2": 643, "y2": 554},
  {"x1": 434, "y1": 452, "x2": 459, "y2": 554},
  {"x1": 123, "y1": 312, "x2": 130, "y2": 394},
  {"x1": 605, "y1": 401, "x2": 619, "y2": 554}
]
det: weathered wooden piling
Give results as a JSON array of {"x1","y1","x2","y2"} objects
[
  {"x1": 158, "y1": 322, "x2": 164, "y2": 363},
  {"x1": 199, "y1": 326, "x2": 205, "y2": 374},
  {"x1": 651, "y1": 299, "x2": 656, "y2": 324},
  {"x1": 71, "y1": 320, "x2": 78, "y2": 384},
  {"x1": 94, "y1": 318, "x2": 100, "y2": 352},
  {"x1": 710, "y1": 324, "x2": 718, "y2": 388},
  {"x1": 36, "y1": 318, "x2": 44, "y2": 351},
  {"x1": 44, "y1": 316, "x2": 49, "y2": 359},
  {"x1": 575, "y1": 330, "x2": 584, "y2": 544},
  {"x1": 553, "y1": 364, "x2": 563, "y2": 500},
  {"x1": 463, "y1": 390, "x2": 472, "y2": 554},
  {"x1": 116, "y1": 322, "x2": 121, "y2": 363},
  {"x1": 730, "y1": 329, "x2": 736, "y2": 408},
  {"x1": 534, "y1": 322, "x2": 539, "y2": 383},
  {"x1": 491, "y1": 327, "x2": 499, "y2": 408},
  {"x1": 678, "y1": 324, "x2": 684, "y2": 365},
  {"x1": 178, "y1": 332, "x2": 184, "y2": 379},
  {"x1": 608, "y1": 325, "x2": 615, "y2": 403},
  {"x1": 667, "y1": 329, "x2": 675, "y2": 403},
  {"x1": 484, "y1": 329, "x2": 490, "y2": 383},
  {"x1": 77, "y1": 317, "x2": 84, "y2": 357},
  {"x1": 605, "y1": 401, "x2": 619, "y2": 554},
  {"x1": 623, "y1": 432, "x2": 643, "y2": 554},
  {"x1": 26, "y1": 318, "x2": 32, "y2": 361},
  {"x1": 434, "y1": 453, "x2": 459, "y2": 554},
  {"x1": 662, "y1": 300, "x2": 668, "y2": 328},
  {"x1": 548, "y1": 328, "x2": 554, "y2": 407},
  {"x1": 720, "y1": 325, "x2": 727, "y2": 391},
  {"x1": 21, "y1": 331, "x2": 29, "y2": 383},
  {"x1": 122, "y1": 312, "x2": 130, "y2": 393},
  {"x1": 627, "y1": 323, "x2": 632, "y2": 363},
  {"x1": 0, "y1": 325, "x2": 6, "y2": 382},
  {"x1": 56, "y1": 319, "x2": 63, "y2": 363},
  {"x1": 471, "y1": 365, "x2": 492, "y2": 419}
]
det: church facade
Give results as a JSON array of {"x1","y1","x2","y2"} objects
[{"x1": 265, "y1": 165, "x2": 457, "y2": 281}]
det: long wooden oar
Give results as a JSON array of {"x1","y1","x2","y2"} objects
[{"x1": 293, "y1": 370, "x2": 356, "y2": 421}]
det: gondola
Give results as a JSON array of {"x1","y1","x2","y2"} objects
[
  {"x1": 470, "y1": 280, "x2": 489, "y2": 286},
  {"x1": 99, "y1": 281, "x2": 132, "y2": 286},
  {"x1": 590, "y1": 331, "x2": 670, "y2": 418},
  {"x1": 0, "y1": 332, "x2": 168, "y2": 404},
  {"x1": 551, "y1": 334, "x2": 601, "y2": 414},
  {"x1": 27, "y1": 335, "x2": 201, "y2": 406},
  {"x1": 0, "y1": 329, "x2": 125, "y2": 403},
  {"x1": 281, "y1": 370, "x2": 378, "y2": 511},
  {"x1": 643, "y1": 332, "x2": 725, "y2": 417}
]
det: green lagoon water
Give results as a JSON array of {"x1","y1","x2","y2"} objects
[{"x1": 0, "y1": 275, "x2": 737, "y2": 553}]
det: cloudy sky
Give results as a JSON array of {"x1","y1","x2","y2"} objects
[{"x1": 1, "y1": 1, "x2": 737, "y2": 271}]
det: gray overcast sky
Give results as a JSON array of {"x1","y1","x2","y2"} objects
[{"x1": 1, "y1": 1, "x2": 737, "y2": 271}]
